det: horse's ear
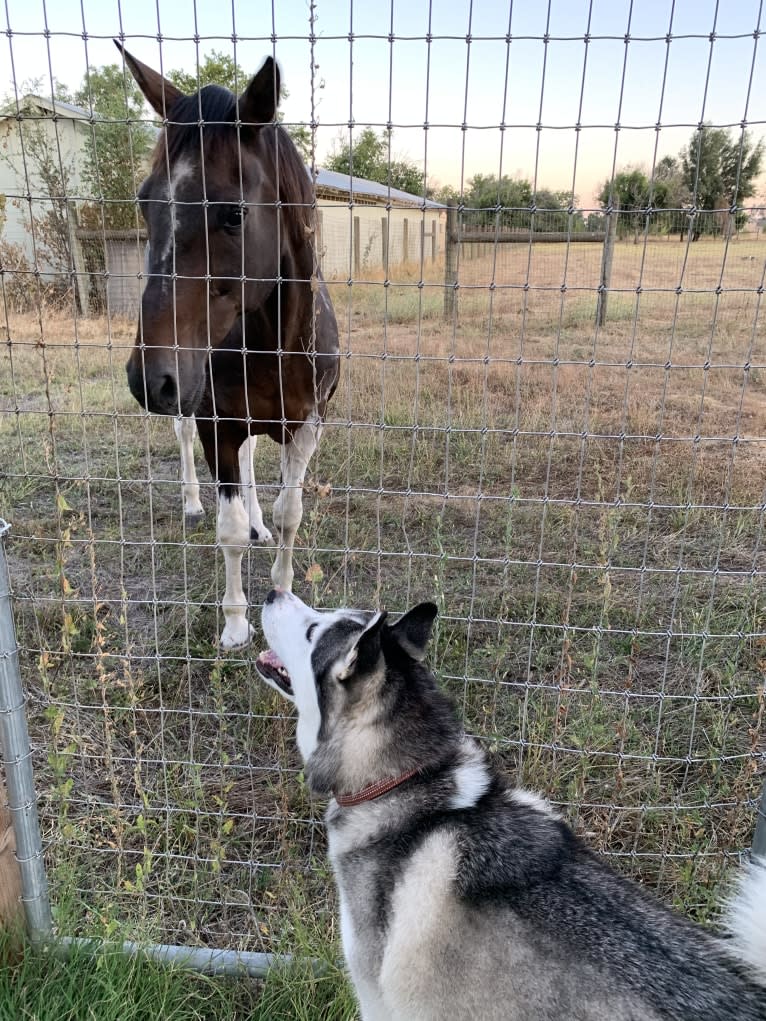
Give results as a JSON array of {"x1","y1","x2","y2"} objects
[
  {"x1": 239, "y1": 57, "x2": 281, "y2": 126},
  {"x1": 114, "y1": 40, "x2": 183, "y2": 118}
]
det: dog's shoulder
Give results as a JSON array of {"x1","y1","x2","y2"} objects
[{"x1": 451, "y1": 776, "x2": 581, "y2": 901}]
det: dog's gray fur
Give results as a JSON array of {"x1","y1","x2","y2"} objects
[{"x1": 258, "y1": 589, "x2": 766, "y2": 1021}]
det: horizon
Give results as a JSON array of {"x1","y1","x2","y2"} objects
[{"x1": 3, "y1": 0, "x2": 765, "y2": 208}]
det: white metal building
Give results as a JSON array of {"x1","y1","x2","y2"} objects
[{"x1": 0, "y1": 95, "x2": 91, "y2": 270}]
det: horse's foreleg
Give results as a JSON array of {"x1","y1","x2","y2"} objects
[
  {"x1": 217, "y1": 490, "x2": 253, "y2": 650},
  {"x1": 174, "y1": 416, "x2": 204, "y2": 523},
  {"x1": 196, "y1": 419, "x2": 253, "y2": 651},
  {"x1": 271, "y1": 413, "x2": 322, "y2": 591},
  {"x1": 238, "y1": 435, "x2": 274, "y2": 546}
]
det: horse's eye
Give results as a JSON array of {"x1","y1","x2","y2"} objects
[
  {"x1": 306, "y1": 623, "x2": 318, "y2": 642},
  {"x1": 222, "y1": 205, "x2": 247, "y2": 230}
]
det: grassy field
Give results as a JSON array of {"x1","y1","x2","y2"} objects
[{"x1": 0, "y1": 237, "x2": 764, "y2": 1007}]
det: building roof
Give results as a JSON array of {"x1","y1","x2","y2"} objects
[
  {"x1": 313, "y1": 166, "x2": 443, "y2": 208},
  {"x1": 0, "y1": 94, "x2": 92, "y2": 122}
]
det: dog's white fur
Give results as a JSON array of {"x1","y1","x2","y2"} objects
[
  {"x1": 449, "y1": 747, "x2": 491, "y2": 810},
  {"x1": 261, "y1": 589, "x2": 367, "y2": 758},
  {"x1": 722, "y1": 857, "x2": 766, "y2": 982}
]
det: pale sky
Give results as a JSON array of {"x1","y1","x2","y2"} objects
[{"x1": 2, "y1": 0, "x2": 765, "y2": 206}]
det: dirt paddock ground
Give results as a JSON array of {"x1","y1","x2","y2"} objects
[{"x1": 0, "y1": 237, "x2": 764, "y2": 950}]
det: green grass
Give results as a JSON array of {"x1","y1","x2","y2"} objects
[
  {"x1": 0, "y1": 929, "x2": 356, "y2": 1021},
  {"x1": 0, "y1": 937, "x2": 257, "y2": 1021}
]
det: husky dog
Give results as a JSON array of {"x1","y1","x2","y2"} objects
[{"x1": 256, "y1": 588, "x2": 766, "y2": 1021}]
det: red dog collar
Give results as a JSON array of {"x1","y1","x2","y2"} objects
[{"x1": 335, "y1": 767, "x2": 420, "y2": 808}]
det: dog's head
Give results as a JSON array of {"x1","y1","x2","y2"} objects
[{"x1": 256, "y1": 589, "x2": 449, "y2": 793}]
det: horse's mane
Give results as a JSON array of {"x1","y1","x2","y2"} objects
[{"x1": 152, "y1": 84, "x2": 314, "y2": 248}]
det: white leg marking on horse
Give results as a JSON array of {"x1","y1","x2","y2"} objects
[
  {"x1": 238, "y1": 435, "x2": 274, "y2": 546},
  {"x1": 271, "y1": 412, "x2": 322, "y2": 591},
  {"x1": 217, "y1": 494, "x2": 253, "y2": 650},
  {"x1": 174, "y1": 416, "x2": 204, "y2": 521}
]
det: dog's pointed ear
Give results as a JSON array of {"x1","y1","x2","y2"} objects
[
  {"x1": 336, "y1": 611, "x2": 388, "y2": 681},
  {"x1": 238, "y1": 56, "x2": 281, "y2": 126},
  {"x1": 389, "y1": 603, "x2": 438, "y2": 661},
  {"x1": 115, "y1": 41, "x2": 183, "y2": 117}
]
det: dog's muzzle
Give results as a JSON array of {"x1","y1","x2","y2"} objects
[{"x1": 255, "y1": 648, "x2": 293, "y2": 696}]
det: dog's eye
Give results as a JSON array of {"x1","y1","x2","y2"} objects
[
  {"x1": 222, "y1": 205, "x2": 247, "y2": 231},
  {"x1": 306, "y1": 623, "x2": 318, "y2": 642}
]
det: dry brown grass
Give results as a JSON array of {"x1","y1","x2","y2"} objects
[
  {"x1": 0, "y1": 236, "x2": 764, "y2": 953},
  {"x1": 326, "y1": 240, "x2": 765, "y2": 506}
]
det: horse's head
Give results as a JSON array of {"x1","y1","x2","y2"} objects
[{"x1": 120, "y1": 45, "x2": 304, "y2": 416}]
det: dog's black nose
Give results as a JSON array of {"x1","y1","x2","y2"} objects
[{"x1": 265, "y1": 588, "x2": 281, "y2": 604}]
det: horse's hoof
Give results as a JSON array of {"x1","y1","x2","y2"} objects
[
  {"x1": 250, "y1": 526, "x2": 275, "y2": 546},
  {"x1": 219, "y1": 621, "x2": 254, "y2": 651},
  {"x1": 185, "y1": 510, "x2": 205, "y2": 528}
]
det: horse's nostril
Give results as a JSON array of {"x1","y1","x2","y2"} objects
[{"x1": 157, "y1": 374, "x2": 177, "y2": 408}]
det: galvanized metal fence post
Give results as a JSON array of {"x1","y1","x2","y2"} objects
[
  {"x1": 0, "y1": 520, "x2": 53, "y2": 941},
  {"x1": 752, "y1": 777, "x2": 766, "y2": 860}
]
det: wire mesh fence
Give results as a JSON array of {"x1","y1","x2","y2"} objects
[{"x1": 0, "y1": 0, "x2": 764, "y2": 959}]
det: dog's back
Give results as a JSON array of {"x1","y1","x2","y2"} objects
[{"x1": 331, "y1": 769, "x2": 766, "y2": 1021}]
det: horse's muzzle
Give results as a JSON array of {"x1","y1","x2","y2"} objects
[{"x1": 126, "y1": 353, "x2": 203, "y2": 417}]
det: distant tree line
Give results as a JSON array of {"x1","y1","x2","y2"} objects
[
  {"x1": 434, "y1": 175, "x2": 587, "y2": 232},
  {"x1": 598, "y1": 128, "x2": 763, "y2": 240},
  {"x1": 424, "y1": 126, "x2": 763, "y2": 239}
]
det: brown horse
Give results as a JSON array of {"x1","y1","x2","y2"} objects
[{"x1": 120, "y1": 45, "x2": 339, "y2": 649}]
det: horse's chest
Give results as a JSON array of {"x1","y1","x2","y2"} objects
[{"x1": 207, "y1": 349, "x2": 315, "y2": 423}]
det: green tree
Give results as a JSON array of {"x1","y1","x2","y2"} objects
[
  {"x1": 463, "y1": 176, "x2": 581, "y2": 231},
  {"x1": 599, "y1": 160, "x2": 693, "y2": 238},
  {"x1": 650, "y1": 155, "x2": 690, "y2": 235},
  {"x1": 653, "y1": 155, "x2": 688, "y2": 204},
  {"x1": 326, "y1": 128, "x2": 384, "y2": 180},
  {"x1": 598, "y1": 167, "x2": 653, "y2": 240},
  {"x1": 680, "y1": 125, "x2": 764, "y2": 236},
  {"x1": 21, "y1": 125, "x2": 75, "y2": 272},
  {"x1": 168, "y1": 52, "x2": 312, "y2": 160},
  {"x1": 286, "y1": 123, "x2": 312, "y2": 162},
  {"x1": 464, "y1": 173, "x2": 531, "y2": 228},
  {"x1": 464, "y1": 173, "x2": 531, "y2": 211},
  {"x1": 386, "y1": 158, "x2": 426, "y2": 196},
  {"x1": 0, "y1": 106, "x2": 76, "y2": 305},
  {"x1": 598, "y1": 167, "x2": 648, "y2": 210},
  {"x1": 0, "y1": 94, "x2": 75, "y2": 273},
  {"x1": 467, "y1": 174, "x2": 535, "y2": 230},
  {"x1": 325, "y1": 127, "x2": 425, "y2": 196},
  {"x1": 534, "y1": 188, "x2": 584, "y2": 232},
  {"x1": 432, "y1": 183, "x2": 459, "y2": 206},
  {"x1": 5, "y1": 76, "x2": 74, "y2": 104},
  {"x1": 166, "y1": 50, "x2": 248, "y2": 94},
  {"x1": 75, "y1": 64, "x2": 154, "y2": 230}
]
